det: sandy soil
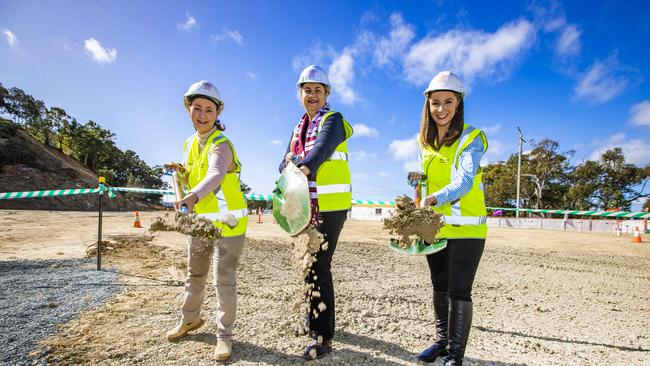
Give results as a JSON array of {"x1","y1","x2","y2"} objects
[{"x1": 1, "y1": 210, "x2": 649, "y2": 365}]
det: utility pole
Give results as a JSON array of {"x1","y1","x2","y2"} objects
[{"x1": 516, "y1": 127, "x2": 526, "y2": 218}]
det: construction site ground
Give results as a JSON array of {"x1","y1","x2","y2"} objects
[{"x1": 1, "y1": 209, "x2": 649, "y2": 365}]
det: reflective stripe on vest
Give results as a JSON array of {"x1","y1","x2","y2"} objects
[
  {"x1": 419, "y1": 123, "x2": 488, "y2": 239},
  {"x1": 443, "y1": 215, "x2": 487, "y2": 225},
  {"x1": 199, "y1": 209, "x2": 249, "y2": 221}
]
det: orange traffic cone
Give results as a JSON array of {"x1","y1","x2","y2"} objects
[
  {"x1": 632, "y1": 227, "x2": 642, "y2": 243},
  {"x1": 133, "y1": 211, "x2": 143, "y2": 228}
]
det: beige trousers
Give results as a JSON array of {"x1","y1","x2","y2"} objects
[{"x1": 180, "y1": 234, "x2": 245, "y2": 340}]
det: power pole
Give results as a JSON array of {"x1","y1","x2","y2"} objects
[{"x1": 516, "y1": 127, "x2": 526, "y2": 218}]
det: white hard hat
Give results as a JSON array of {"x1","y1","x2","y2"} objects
[
  {"x1": 184, "y1": 80, "x2": 224, "y2": 110},
  {"x1": 423, "y1": 71, "x2": 465, "y2": 97},
  {"x1": 296, "y1": 65, "x2": 330, "y2": 88}
]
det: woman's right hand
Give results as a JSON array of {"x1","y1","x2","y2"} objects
[{"x1": 164, "y1": 162, "x2": 185, "y2": 173}]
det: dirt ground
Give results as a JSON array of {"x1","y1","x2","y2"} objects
[{"x1": 1, "y1": 210, "x2": 649, "y2": 365}]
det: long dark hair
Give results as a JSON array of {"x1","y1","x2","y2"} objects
[
  {"x1": 419, "y1": 92, "x2": 464, "y2": 150},
  {"x1": 188, "y1": 95, "x2": 226, "y2": 131}
]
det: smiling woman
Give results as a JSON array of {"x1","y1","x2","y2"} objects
[
  {"x1": 164, "y1": 80, "x2": 249, "y2": 362},
  {"x1": 278, "y1": 64, "x2": 354, "y2": 360},
  {"x1": 411, "y1": 71, "x2": 488, "y2": 366}
]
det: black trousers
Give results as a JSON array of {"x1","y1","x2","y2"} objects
[
  {"x1": 307, "y1": 210, "x2": 347, "y2": 340},
  {"x1": 426, "y1": 238, "x2": 485, "y2": 301}
]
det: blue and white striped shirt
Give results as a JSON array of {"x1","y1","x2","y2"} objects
[{"x1": 418, "y1": 136, "x2": 486, "y2": 207}]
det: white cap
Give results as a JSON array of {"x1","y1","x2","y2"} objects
[
  {"x1": 423, "y1": 71, "x2": 465, "y2": 97},
  {"x1": 296, "y1": 65, "x2": 330, "y2": 88},
  {"x1": 183, "y1": 80, "x2": 224, "y2": 110}
]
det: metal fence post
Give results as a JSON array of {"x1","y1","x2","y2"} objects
[{"x1": 97, "y1": 177, "x2": 105, "y2": 270}]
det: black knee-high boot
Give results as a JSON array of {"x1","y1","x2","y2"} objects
[
  {"x1": 443, "y1": 299, "x2": 472, "y2": 366},
  {"x1": 417, "y1": 291, "x2": 449, "y2": 362}
]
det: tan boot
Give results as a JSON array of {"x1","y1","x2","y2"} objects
[
  {"x1": 165, "y1": 318, "x2": 204, "y2": 341},
  {"x1": 214, "y1": 340, "x2": 232, "y2": 361}
]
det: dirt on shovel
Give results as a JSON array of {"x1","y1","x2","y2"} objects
[
  {"x1": 149, "y1": 212, "x2": 221, "y2": 239},
  {"x1": 383, "y1": 195, "x2": 444, "y2": 248}
]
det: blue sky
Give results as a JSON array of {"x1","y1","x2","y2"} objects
[{"x1": 2, "y1": 0, "x2": 649, "y2": 209}]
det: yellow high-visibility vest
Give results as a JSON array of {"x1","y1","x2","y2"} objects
[
  {"x1": 291, "y1": 111, "x2": 354, "y2": 212},
  {"x1": 418, "y1": 124, "x2": 488, "y2": 239},
  {"x1": 183, "y1": 130, "x2": 248, "y2": 237}
]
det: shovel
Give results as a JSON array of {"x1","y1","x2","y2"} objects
[
  {"x1": 272, "y1": 161, "x2": 311, "y2": 236},
  {"x1": 389, "y1": 172, "x2": 447, "y2": 255}
]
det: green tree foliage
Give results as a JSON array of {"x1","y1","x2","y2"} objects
[
  {"x1": 1, "y1": 83, "x2": 165, "y2": 203},
  {"x1": 644, "y1": 198, "x2": 650, "y2": 212},
  {"x1": 484, "y1": 139, "x2": 573, "y2": 210},
  {"x1": 567, "y1": 148, "x2": 649, "y2": 211},
  {"x1": 485, "y1": 140, "x2": 648, "y2": 212}
]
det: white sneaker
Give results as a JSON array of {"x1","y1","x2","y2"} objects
[
  {"x1": 214, "y1": 340, "x2": 232, "y2": 361},
  {"x1": 165, "y1": 318, "x2": 204, "y2": 341}
]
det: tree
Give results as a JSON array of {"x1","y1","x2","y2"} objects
[
  {"x1": 644, "y1": 198, "x2": 650, "y2": 212},
  {"x1": 45, "y1": 107, "x2": 72, "y2": 149},
  {"x1": 524, "y1": 139, "x2": 573, "y2": 209},
  {"x1": 566, "y1": 148, "x2": 650, "y2": 211}
]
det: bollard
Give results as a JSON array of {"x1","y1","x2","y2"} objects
[
  {"x1": 97, "y1": 177, "x2": 105, "y2": 270},
  {"x1": 257, "y1": 206, "x2": 262, "y2": 224}
]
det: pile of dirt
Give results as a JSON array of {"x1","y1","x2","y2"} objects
[
  {"x1": 383, "y1": 195, "x2": 444, "y2": 247},
  {"x1": 0, "y1": 122, "x2": 149, "y2": 211},
  {"x1": 84, "y1": 233, "x2": 184, "y2": 277}
]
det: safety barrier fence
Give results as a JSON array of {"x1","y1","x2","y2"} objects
[{"x1": 2, "y1": 182, "x2": 648, "y2": 269}]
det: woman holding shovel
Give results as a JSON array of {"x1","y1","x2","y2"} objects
[
  {"x1": 278, "y1": 65, "x2": 353, "y2": 360},
  {"x1": 410, "y1": 71, "x2": 488, "y2": 366},
  {"x1": 165, "y1": 80, "x2": 248, "y2": 362}
]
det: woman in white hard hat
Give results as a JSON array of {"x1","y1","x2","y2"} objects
[
  {"x1": 279, "y1": 65, "x2": 353, "y2": 360},
  {"x1": 409, "y1": 71, "x2": 487, "y2": 366},
  {"x1": 165, "y1": 80, "x2": 249, "y2": 362}
]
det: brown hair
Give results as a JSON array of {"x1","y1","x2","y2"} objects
[{"x1": 419, "y1": 92, "x2": 464, "y2": 150}]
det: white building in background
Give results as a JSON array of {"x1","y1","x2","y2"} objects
[{"x1": 350, "y1": 204, "x2": 394, "y2": 221}]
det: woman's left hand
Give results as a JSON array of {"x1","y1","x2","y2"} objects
[
  {"x1": 422, "y1": 194, "x2": 437, "y2": 207},
  {"x1": 175, "y1": 192, "x2": 199, "y2": 213},
  {"x1": 299, "y1": 165, "x2": 311, "y2": 176}
]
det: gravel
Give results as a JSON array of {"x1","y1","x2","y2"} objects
[{"x1": 0, "y1": 259, "x2": 117, "y2": 366}]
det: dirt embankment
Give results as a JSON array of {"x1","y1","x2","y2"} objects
[{"x1": 0, "y1": 123, "x2": 149, "y2": 211}]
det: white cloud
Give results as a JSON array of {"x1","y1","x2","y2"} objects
[
  {"x1": 51, "y1": 36, "x2": 72, "y2": 51},
  {"x1": 2, "y1": 29, "x2": 18, "y2": 47},
  {"x1": 178, "y1": 13, "x2": 197, "y2": 32},
  {"x1": 291, "y1": 41, "x2": 336, "y2": 72},
  {"x1": 351, "y1": 123, "x2": 379, "y2": 138},
  {"x1": 574, "y1": 54, "x2": 633, "y2": 104},
  {"x1": 479, "y1": 123, "x2": 502, "y2": 135},
  {"x1": 403, "y1": 160, "x2": 420, "y2": 172},
  {"x1": 246, "y1": 71, "x2": 258, "y2": 81},
  {"x1": 269, "y1": 140, "x2": 282, "y2": 146},
  {"x1": 377, "y1": 171, "x2": 390, "y2": 178},
  {"x1": 403, "y1": 19, "x2": 536, "y2": 86},
  {"x1": 212, "y1": 28, "x2": 244, "y2": 45},
  {"x1": 329, "y1": 49, "x2": 358, "y2": 105},
  {"x1": 389, "y1": 134, "x2": 418, "y2": 161},
  {"x1": 629, "y1": 101, "x2": 650, "y2": 127},
  {"x1": 373, "y1": 13, "x2": 415, "y2": 67},
  {"x1": 351, "y1": 150, "x2": 377, "y2": 161},
  {"x1": 555, "y1": 24, "x2": 581, "y2": 57},
  {"x1": 589, "y1": 133, "x2": 650, "y2": 166},
  {"x1": 84, "y1": 38, "x2": 117, "y2": 65}
]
